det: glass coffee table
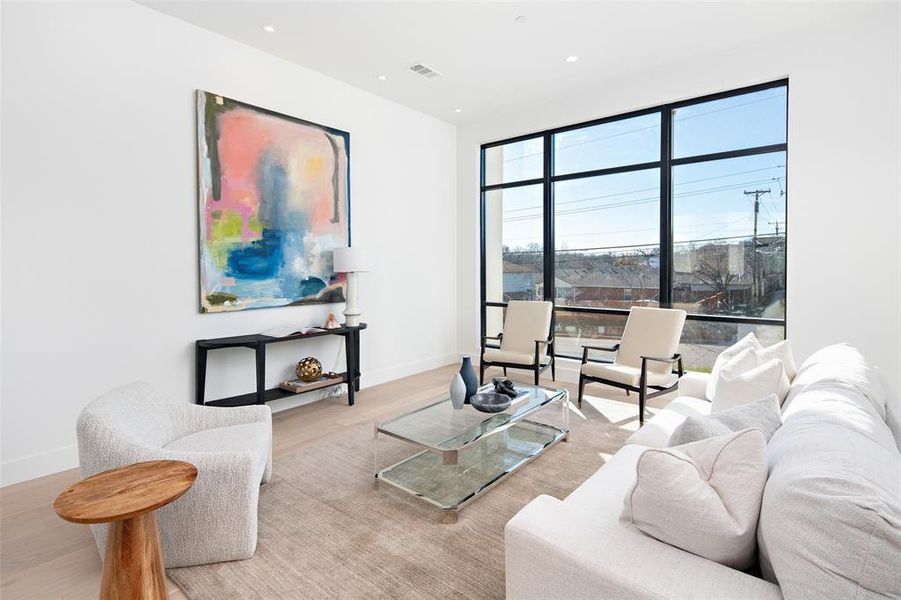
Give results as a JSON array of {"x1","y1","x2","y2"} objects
[{"x1": 374, "y1": 384, "x2": 569, "y2": 523}]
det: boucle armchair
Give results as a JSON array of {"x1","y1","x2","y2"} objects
[{"x1": 76, "y1": 382, "x2": 272, "y2": 568}]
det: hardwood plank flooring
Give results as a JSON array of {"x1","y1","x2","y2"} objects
[{"x1": 0, "y1": 364, "x2": 664, "y2": 599}]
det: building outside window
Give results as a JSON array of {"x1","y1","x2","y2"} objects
[{"x1": 481, "y1": 81, "x2": 788, "y2": 370}]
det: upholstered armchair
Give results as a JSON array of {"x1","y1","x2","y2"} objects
[
  {"x1": 578, "y1": 307, "x2": 687, "y2": 425},
  {"x1": 480, "y1": 300, "x2": 555, "y2": 385},
  {"x1": 76, "y1": 382, "x2": 272, "y2": 568}
]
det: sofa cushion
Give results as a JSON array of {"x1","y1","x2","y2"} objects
[
  {"x1": 784, "y1": 343, "x2": 885, "y2": 417},
  {"x1": 759, "y1": 346, "x2": 901, "y2": 599},
  {"x1": 622, "y1": 429, "x2": 767, "y2": 570},
  {"x1": 669, "y1": 394, "x2": 781, "y2": 446},
  {"x1": 711, "y1": 355, "x2": 790, "y2": 411},
  {"x1": 626, "y1": 396, "x2": 711, "y2": 447}
]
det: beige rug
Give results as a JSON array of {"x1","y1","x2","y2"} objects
[{"x1": 168, "y1": 399, "x2": 634, "y2": 599}]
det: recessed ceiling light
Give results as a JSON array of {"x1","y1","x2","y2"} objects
[
  {"x1": 455, "y1": 108, "x2": 463, "y2": 113},
  {"x1": 262, "y1": 24, "x2": 275, "y2": 33},
  {"x1": 514, "y1": 15, "x2": 527, "y2": 23},
  {"x1": 377, "y1": 74, "x2": 387, "y2": 81},
  {"x1": 565, "y1": 55, "x2": 579, "y2": 63}
]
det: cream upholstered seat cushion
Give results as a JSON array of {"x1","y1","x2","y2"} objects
[
  {"x1": 482, "y1": 348, "x2": 551, "y2": 366},
  {"x1": 581, "y1": 362, "x2": 673, "y2": 387},
  {"x1": 497, "y1": 300, "x2": 553, "y2": 360}
]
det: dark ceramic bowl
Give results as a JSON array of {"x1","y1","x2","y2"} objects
[{"x1": 471, "y1": 392, "x2": 512, "y2": 413}]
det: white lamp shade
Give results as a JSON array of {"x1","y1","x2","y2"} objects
[{"x1": 332, "y1": 246, "x2": 369, "y2": 273}]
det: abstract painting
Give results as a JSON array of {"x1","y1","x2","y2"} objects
[{"x1": 196, "y1": 91, "x2": 350, "y2": 313}]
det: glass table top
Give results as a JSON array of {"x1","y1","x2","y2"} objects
[
  {"x1": 376, "y1": 384, "x2": 566, "y2": 452},
  {"x1": 378, "y1": 420, "x2": 565, "y2": 510}
]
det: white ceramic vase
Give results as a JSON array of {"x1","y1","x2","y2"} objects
[{"x1": 450, "y1": 373, "x2": 466, "y2": 409}]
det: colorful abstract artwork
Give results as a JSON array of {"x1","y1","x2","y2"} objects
[{"x1": 196, "y1": 91, "x2": 350, "y2": 313}]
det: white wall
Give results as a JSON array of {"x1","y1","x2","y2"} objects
[
  {"x1": 457, "y1": 6, "x2": 901, "y2": 391},
  {"x1": 1, "y1": 1, "x2": 457, "y2": 485}
]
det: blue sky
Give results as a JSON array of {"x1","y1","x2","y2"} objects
[{"x1": 489, "y1": 86, "x2": 787, "y2": 254}]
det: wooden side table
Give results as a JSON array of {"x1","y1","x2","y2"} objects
[{"x1": 54, "y1": 460, "x2": 197, "y2": 600}]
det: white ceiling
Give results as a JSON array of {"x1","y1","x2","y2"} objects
[{"x1": 140, "y1": 1, "x2": 865, "y2": 124}]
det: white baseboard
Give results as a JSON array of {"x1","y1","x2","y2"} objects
[
  {"x1": 362, "y1": 352, "x2": 459, "y2": 388},
  {"x1": 1, "y1": 444, "x2": 79, "y2": 487}
]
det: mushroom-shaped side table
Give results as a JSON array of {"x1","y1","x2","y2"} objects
[{"x1": 54, "y1": 460, "x2": 197, "y2": 600}]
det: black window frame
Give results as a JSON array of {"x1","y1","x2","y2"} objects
[{"x1": 480, "y1": 79, "x2": 788, "y2": 361}]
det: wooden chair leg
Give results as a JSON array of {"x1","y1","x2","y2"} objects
[
  {"x1": 626, "y1": 389, "x2": 630, "y2": 396},
  {"x1": 534, "y1": 367, "x2": 539, "y2": 385},
  {"x1": 479, "y1": 362, "x2": 485, "y2": 386},
  {"x1": 550, "y1": 359, "x2": 556, "y2": 381},
  {"x1": 578, "y1": 375, "x2": 585, "y2": 409},
  {"x1": 639, "y1": 388, "x2": 646, "y2": 426},
  {"x1": 503, "y1": 367, "x2": 507, "y2": 376}
]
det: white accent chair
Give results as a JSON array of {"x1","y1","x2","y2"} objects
[
  {"x1": 76, "y1": 382, "x2": 272, "y2": 568},
  {"x1": 480, "y1": 300, "x2": 555, "y2": 385},
  {"x1": 578, "y1": 307, "x2": 687, "y2": 425}
]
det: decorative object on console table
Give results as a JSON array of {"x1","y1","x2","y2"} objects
[
  {"x1": 296, "y1": 356, "x2": 322, "y2": 382},
  {"x1": 324, "y1": 312, "x2": 341, "y2": 329},
  {"x1": 195, "y1": 90, "x2": 350, "y2": 313},
  {"x1": 196, "y1": 323, "x2": 366, "y2": 407},
  {"x1": 459, "y1": 355, "x2": 478, "y2": 403},
  {"x1": 332, "y1": 246, "x2": 370, "y2": 327},
  {"x1": 449, "y1": 374, "x2": 466, "y2": 409},
  {"x1": 54, "y1": 460, "x2": 197, "y2": 600},
  {"x1": 280, "y1": 374, "x2": 344, "y2": 394}
]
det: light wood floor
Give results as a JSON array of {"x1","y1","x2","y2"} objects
[{"x1": 0, "y1": 364, "x2": 664, "y2": 599}]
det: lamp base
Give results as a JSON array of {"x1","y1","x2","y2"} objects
[{"x1": 344, "y1": 312, "x2": 361, "y2": 327}]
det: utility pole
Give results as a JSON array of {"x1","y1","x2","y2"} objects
[
  {"x1": 744, "y1": 189, "x2": 771, "y2": 309},
  {"x1": 769, "y1": 221, "x2": 781, "y2": 236}
]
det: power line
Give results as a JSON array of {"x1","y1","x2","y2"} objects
[
  {"x1": 502, "y1": 176, "x2": 786, "y2": 222},
  {"x1": 501, "y1": 164, "x2": 785, "y2": 215},
  {"x1": 499, "y1": 91, "x2": 785, "y2": 165}
]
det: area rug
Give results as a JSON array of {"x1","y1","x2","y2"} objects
[{"x1": 168, "y1": 399, "x2": 634, "y2": 599}]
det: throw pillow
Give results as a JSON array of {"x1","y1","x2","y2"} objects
[
  {"x1": 668, "y1": 393, "x2": 782, "y2": 446},
  {"x1": 706, "y1": 333, "x2": 762, "y2": 400},
  {"x1": 705, "y1": 347, "x2": 758, "y2": 403},
  {"x1": 621, "y1": 428, "x2": 768, "y2": 570},
  {"x1": 711, "y1": 358, "x2": 790, "y2": 411},
  {"x1": 756, "y1": 339, "x2": 797, "y2": 381}
]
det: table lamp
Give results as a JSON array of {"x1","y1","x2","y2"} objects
[{"x1": 332, "y1": 246, "x2": 369, "y2": 327}]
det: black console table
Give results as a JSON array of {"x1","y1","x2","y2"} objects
[{"x1": 195, "y1": 323, "x2": 367, "y2": 407}]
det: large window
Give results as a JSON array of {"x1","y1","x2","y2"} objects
[{"x1": 481, "y1": 81, "x2": 788, "y2": 371}]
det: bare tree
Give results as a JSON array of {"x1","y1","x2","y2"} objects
[{"x1": 695, "y1": 246, "x2": 737, "y2": 310}]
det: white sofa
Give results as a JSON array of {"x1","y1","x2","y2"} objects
[
  {"x1": 77, "y1": 382, "x2": 272, "y2": 568},
  {"x1": 506, "y1": 345, "x2": 901, "y2": 600}
]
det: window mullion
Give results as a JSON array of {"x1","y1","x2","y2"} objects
[
  {"x1": 660, "y1": 107, "x2": 673, "y2": 308},
  {"x1": 543, "y1": 134, "x2": 554, "y2": 305}
]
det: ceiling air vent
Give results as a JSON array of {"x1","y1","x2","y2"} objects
[{"x1": 409, "y1": 63, "x2": 440, "y2": 79}]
